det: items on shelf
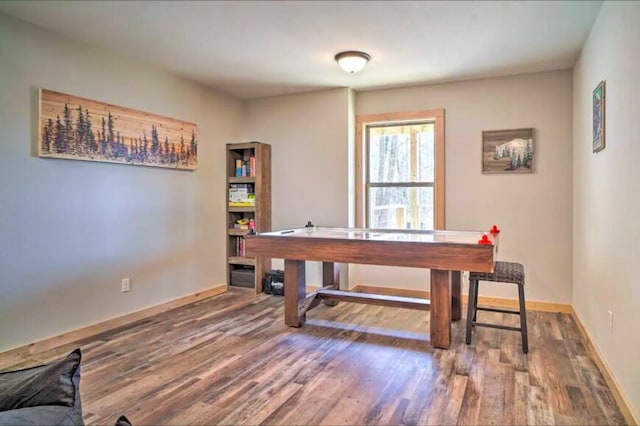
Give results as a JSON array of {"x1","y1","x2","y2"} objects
[
  {"x1": 234, "y1": 150, "x2": 256, "y2": 177},
  {"x1": 230, "y1": 267, "x2": 255, "y2": 288},
  {"x1": 235, "y1": 218, "x2": 250, "y2": 230},
  {"x1": 228, "y1": 183, "x2": 255, "y2": 206},
  {"x1": 235, "y1": 236, "x2": 246, "y2": 256}
]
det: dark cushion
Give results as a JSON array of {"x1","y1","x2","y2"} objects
[
  {"x1": 115, "y1": 415, "x2": 132, "y2": 426},
  {"x1": 0, "y1": 405, "x2": 83, "y2": 426},
  {"x1": 0, "y1": 348, "x2": 82, "y2": 413}
]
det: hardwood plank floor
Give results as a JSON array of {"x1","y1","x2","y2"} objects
[{"x1": 2, "y1": 288, "x2": 627, "y2": 425}]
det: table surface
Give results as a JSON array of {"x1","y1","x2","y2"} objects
[{"x1": 258, "y1": 226, "x2": 492, "y2": 245}]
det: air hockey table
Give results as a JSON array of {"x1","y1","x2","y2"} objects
[{"x1": 245, "y1": 226, "x2": 498, "y2": 349}]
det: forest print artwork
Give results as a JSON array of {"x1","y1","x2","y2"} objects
[
  {"x1": 39, "y1": 89, "x2": 198, "y2": 170},
  {"x1": 481, "y1": 128, "x2": 534, "y2": 174}
]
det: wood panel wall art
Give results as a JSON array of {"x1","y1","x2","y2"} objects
[
  {"x1": 482, "y1": 128, "x2": 534, "y2": 174},
  {"x1": 38, "y1": 89, "x2": 198, "y2": 170}
]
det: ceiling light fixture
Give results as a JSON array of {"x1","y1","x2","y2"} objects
[{"x1": 335, "y1": 50, "x2": 371, "y2": 74}]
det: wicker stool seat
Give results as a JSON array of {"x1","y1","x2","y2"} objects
[{"x1": 466, "y1": 261, "x2": 529, "y2": 353}]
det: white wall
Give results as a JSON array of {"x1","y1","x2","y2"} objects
[
  {"x1": 243, "y1": 88, "x2": 351, "y2": 283},
  {"x1": 573, "y1": 2, "x2": 640, "y2": 419},
  {"x1": 0, "y1": 14, "x2": 242, "y2": 352},
  {"x1": 355, "y1": 71, "x2": 574, "y2": 302}
]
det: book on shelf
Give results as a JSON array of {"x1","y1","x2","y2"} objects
[
  {"x1": 235, "y1": 159, "x2": 242, "y2": 177},
  {"x1": 233, "y1": 150, "x2": 256, "y2": 177},
  {"x1": 249, "y1": 156, "x2": 256, "y2": 176},
  {"x1": 228, "y1": 183, "x2": 255, "y2": 206},
  {"x1": 235, "y1": 236, "x2": 246, "y2": 256}
]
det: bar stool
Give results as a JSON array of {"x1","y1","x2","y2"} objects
[{"x1": 465, "y1": 261, "x2": 529, "y2": 353}]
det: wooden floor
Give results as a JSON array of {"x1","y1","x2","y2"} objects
[{"x1": 4, "y1": 288, "x2": 627, "y2": 425}]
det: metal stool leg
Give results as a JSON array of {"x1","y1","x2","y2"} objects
[
  {"x1": 473, "y1": 279, "x2": 479, "y2": 322},
  {"x1": 518, "y1": 283, "x2": 528, "y2": 353},
  {"x1": 465, "y1": 278, "x2": 478, "y2": 344}
]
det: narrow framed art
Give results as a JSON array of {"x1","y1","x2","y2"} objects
[
  {"x1": 481, "y1": 128, "x2": 534, "y2": 174},
  {"x1": 38, "y1": 89, "x2": 198, "y2": 170},
  {"x1": 593, "y1": 80, "x2": 606, "y2": 153}
]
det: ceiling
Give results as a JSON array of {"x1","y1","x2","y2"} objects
[{"x1": 0, "y1": 1, "x2": 602, "y2": 100}]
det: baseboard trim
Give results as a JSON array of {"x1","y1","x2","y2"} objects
[
  {"x1": 570, "y1": 308, "x2": 639, "y2": 425},
  {"x1": 352, "y1": 284, "x2": 571, "y2": 313},
  {"x1": 0, "y1": 284, "x2": 228, "y2": 368}
]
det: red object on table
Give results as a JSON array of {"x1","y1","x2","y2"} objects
[
  {"x1": 490, "y1": 224, "x2": 500, "y2": 235},
  {"x1": 478, "y1": 233, "x2": 492, "y2": 245}
]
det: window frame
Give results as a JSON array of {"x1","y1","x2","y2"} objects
[{"x1": 355, "y1": 109, "x2": 445, "y2": 230}]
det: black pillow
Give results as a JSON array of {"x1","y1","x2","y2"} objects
[
  {"x1": 114, "y1": 415, "x2": 132, "y2": 426},
  {"x1": 0, "y1": 348, "x2": 81, "y2": 411}
]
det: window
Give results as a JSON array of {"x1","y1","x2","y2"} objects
[{"x1": 356, "y1": 110, "x2": 445, "y2": 230}]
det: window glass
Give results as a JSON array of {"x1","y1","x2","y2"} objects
[
  {"x1": 417, "y1": 130, "x2": 434, "y2": 182},
  {"x1": 369, "y1": 133, "x2": 410, "y2": 183},
  {"x1": 368, "y1": 124, "x2": 434, "y2": 183},
  {"x1": 368, "y1": 187, "x2": 434, "y2": 230}
]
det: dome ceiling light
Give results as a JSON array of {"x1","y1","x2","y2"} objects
[{"x1": 334, "y1": 50, "x2": 371, "y2": 74}]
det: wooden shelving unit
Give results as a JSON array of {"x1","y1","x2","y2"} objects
[{"x1": 226, "y1": 142, "x2": 271, "y2": 292}]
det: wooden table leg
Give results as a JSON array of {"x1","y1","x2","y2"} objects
[
  {"x1": 322, "y1": 262, "x2": 340, "y2": 289},
  {"x1": 451, "y1": 270, "x2": 462, "y2": 321},
  {"x1": 322, "y1": 262, "x2": 340, "y2": 306},
  {"x1": 430, "y1": 269, "x2": 452, "y2": 349},
  {"x1": 284, "y1": 259, "x2": 306, "y2": 327}
]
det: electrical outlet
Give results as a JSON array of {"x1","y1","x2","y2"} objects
[
  {"x1": 121, "y1": 278, "x2": 131, "y2": 293},
  {"x1": 608, "y1": 310, "x2": 613, "y2": 333}
]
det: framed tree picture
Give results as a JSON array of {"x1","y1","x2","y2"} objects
[
  {"x1": 481, "y1": 128, "x2": 534, "y2": 174},
  {"x1": 593, "y1": 80, "x2": 606, "y2": 153}
]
